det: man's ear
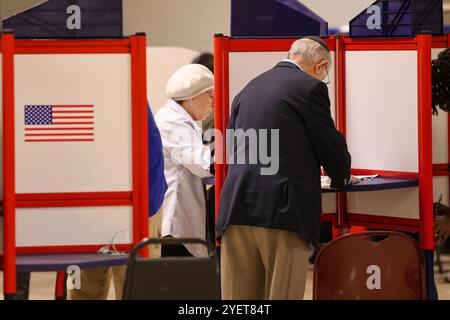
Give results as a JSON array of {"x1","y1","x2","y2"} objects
[{"x1": 317, "y1": 60, "x2": 329, "y2": 69}]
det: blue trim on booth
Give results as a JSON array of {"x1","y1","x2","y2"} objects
[
  {"x1": 15, "y1": 253, "x2": 129, "y2": 273},
  {"x1": 204, "y1": 176, "x2": 418, "y2": 192}
]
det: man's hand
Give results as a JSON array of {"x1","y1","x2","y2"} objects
[
  {"x1": 349, "y1": 175, "x2": 360, "y2": 185},
  {"x1": 435, "y1": 215, "x2": 450, "y2": 246}
]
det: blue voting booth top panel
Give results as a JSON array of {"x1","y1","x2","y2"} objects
[
  {"x1": 350, "y1": 0, "x2": 443, "y2": 37},
  {"x1": 3, "y1": 0, "x2": 123, "y2": 39},
  {"x1": 204, "y1": 176, "x2": 419, "y2": 192},
  {"x1": 231, "y1": 0, "x2": 328, "y2": 38},
  {"x1": 16, "y1": 253, "x2": 129, "y2": 272}
]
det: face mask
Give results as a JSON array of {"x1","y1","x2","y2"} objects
[{"x1": 315, "y1": 63, "x2": 330, "y2": 84}]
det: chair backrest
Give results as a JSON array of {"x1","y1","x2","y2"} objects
[
  {"x1": 123, "y1": 238, "x2": 220, "y2": 300},
  {"x1": 313, "y1": 231, "x2": 426, "y2": 300}
]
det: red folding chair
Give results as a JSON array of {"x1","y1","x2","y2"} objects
[{"x1": 313, "y1": 231, "x2": 426, "y2": 300}]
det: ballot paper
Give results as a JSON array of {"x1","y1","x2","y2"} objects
[{"x1": 321, "y1": 175, "x2": 380, "y2": 189}]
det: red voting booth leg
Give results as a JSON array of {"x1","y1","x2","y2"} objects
[
  {"x1": 418, "y1": 34, "x2": 436, "y2": 300},
  {"x1": 131, "y1": 34, "x2": 149, "y2": 257},
  {"x1": 335, "y1": 35, "x2": 347, "y2": 138},
  {"x1": 214, "y1": 35, "x2": 230, "y2": 223},
  {"x1": 335, "y1": 35, "x2": 349, "y2": 230},
  {"x1": 417, "y1": 34, "x2": 434, "y2": 251},
  {"x1": 55, "y1": 271, "x2": 66, "y2": 300},
  {"x1": 2, "y1": 33, "x2": 17, "y2": 299}
]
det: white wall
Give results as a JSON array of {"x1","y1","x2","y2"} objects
[
  {"x1": 123, "y1": 0, "x2": 450, "y2": 52},
  {"x1": 1, "y1": 0, "x2": 47, "y2": 20},
  {"x1": 123, "y1": 0, "x2": 231, "y2": 52},
  {"x1": 297, "y1": 0, "x2": 374, "y2": 27},
  {"x1": 122, "y1": 0, "x2": 375, "y2": 52}
]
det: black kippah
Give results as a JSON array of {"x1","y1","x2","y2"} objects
[{"x1": 302, "y1": 36, "x2": 330, "y2": 53}]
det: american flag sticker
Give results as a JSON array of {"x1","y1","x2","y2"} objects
[{"x1": 24, "y1": 105, "x2": 94, "y2": 143}]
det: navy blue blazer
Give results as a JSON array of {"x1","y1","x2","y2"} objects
[{"x1": 216, "y1": 61, "x2": 351, "y2": 247}]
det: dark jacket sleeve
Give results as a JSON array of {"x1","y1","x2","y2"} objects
[
  {"x1": 302, "y1": 82, "x2": 351, "y2": 188},
  {"x1": 226, "y1": 94, "x2": 240, "y2": 150},
  {"x1": 228, "y1": 93, "x2": 240, "y2": 131}
]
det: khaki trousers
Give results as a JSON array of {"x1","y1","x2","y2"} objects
[
  {"x1": 221, "y1": 225, "x2": 310, "y2": 300},
  {"x1": 68, "y1": 208, "x2": 163, "y2": 300},
  {"x1": 68, "y1": 266, "x2": 126, "y2": 300}
]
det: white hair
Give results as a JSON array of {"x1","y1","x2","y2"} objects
[{"x1": 288, "y1": 38, "x2": 330, "y2": 66}]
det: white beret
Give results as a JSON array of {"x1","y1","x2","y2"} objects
[{"x1": 166, "y1": 64, "x2": 214, "y2": 101}]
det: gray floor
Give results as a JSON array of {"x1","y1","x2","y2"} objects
[{"x1": 1, "y1": 259, "x2": 450, "y2": 300}]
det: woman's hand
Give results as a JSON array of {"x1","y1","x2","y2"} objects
[{"x1": 435, "y1": 215, "x2": 450, "y2": 246}]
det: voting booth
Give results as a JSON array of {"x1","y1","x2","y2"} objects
[
  {"x1": 214, "y1": 34, "x2": 450, "y2": 245},
  {"x1": 0, "y1": 33, "x2": 149, "y2": 298},
  {"x1": 214, "y1": 33, "x2": 450, "y2": 297},
  {"x1": 337, "y1": 35, "x2": 450, "y2": 246},
  {"x1": 213, "y1": 35, "x2": 339, "y2": 225}
]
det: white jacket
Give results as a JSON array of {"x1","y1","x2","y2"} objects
[{"x1": 155, "y1": 100, "x2": 213, "y2": 257}]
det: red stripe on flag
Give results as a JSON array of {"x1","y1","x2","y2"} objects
[
  {"x1": 25, "y1": 139, "x2": 94, "y2": 142},
  {"x1": 25, "y1": 127, "x2": 94, "y2": 131},
  {"x1": 51, "y1": 122, "x2": 94, "y2": 125},
  {"x1": 52, "y1": 116, "x2": 94, "y2": 119},
  {"x1": 52, "y1": 105, "x2": 94, "y2": 108},
  {"x1": 25, "y1": 133, "x2": 94, "y2": 137},
  {"x1": 53, "y1": 111, "x2": 94, "y2": 114}
]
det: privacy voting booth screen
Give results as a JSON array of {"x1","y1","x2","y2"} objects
[
  {"x1": 0, "y1": 35, "x2": 149, "y2": 295},
  {"x1": 14, "y1": 53, "x2": 133, "y2": 247},
  {"x1": 345, "y1": 48, "x2": 420, "y2": 220},
  {"x1": 342, "y1": 37, "x2": 449, "y2": 241}
]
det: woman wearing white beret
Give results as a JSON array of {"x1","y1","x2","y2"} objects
[{"x1": 155, "y1": 64, "x2": 214, "y2": 257}]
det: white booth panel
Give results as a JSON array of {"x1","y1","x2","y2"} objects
[
  {"x1": 229, "y1": 52, "x2": 337, "y2": 122},
  {"x1": 432, "y1": 48, "x2": 448, "y2": 164},
  {"x1": 434, "y1": 176, "x2": 450, "y2": 206},
  {"x1": 15, "y1": 206, "x2": 133, "y2": 247},
  {"x1": 348, "y1": 188, "x2": 420, "y2": 220},
  {"x1": 322, "y1": 193, "x2": 337, "y2": 213},
  {"x1": 346, "y1": 51, "x2": 419, "y2": 172},
  {"x1": 15, "y1": 54, "x2": 133, "y2": 194}
]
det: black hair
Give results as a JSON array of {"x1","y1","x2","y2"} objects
[
  {"x1": 192, "y1": 53, "x2": 214, "y2": 74},
  {"x1": 432, "y1": 48, "x2": 450, "y2": 115}
]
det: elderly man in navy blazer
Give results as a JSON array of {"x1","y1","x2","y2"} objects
[{"x1": 217, "y1": 37, "x2": 352, "y2": 300}]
